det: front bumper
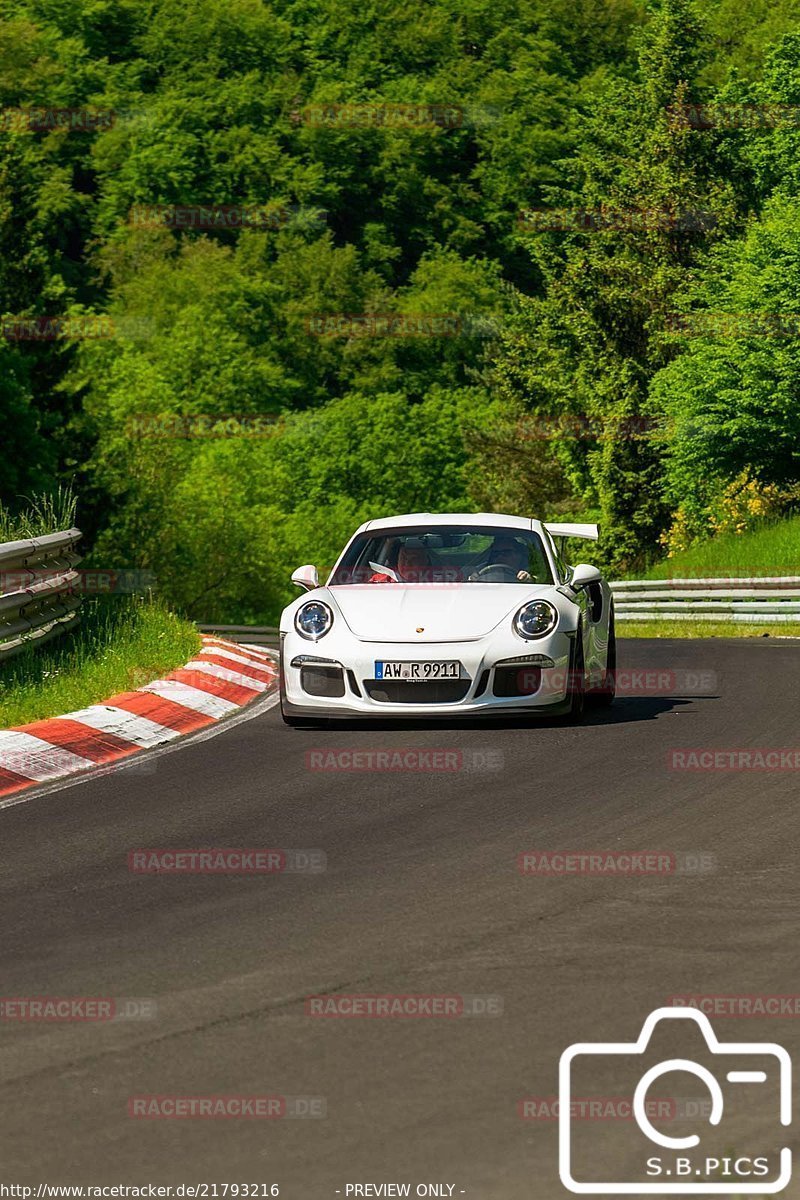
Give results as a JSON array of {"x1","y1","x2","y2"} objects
[{"x1": 280, "y1": 629, "x2": 576, "y2": 719}]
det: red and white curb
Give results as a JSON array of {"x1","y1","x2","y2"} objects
[{"x1": 0, "y1": 636, "x2": 278, "y2": 800}]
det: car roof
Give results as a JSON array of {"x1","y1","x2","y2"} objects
[{"x1": 357, "y1": 512, "x2": 541, "y2": 534}]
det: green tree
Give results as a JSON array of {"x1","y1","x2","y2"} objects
[
  {"x1": 491, "y1": 0, "x2": 729, "y2": 571},
  {"x1": 650, "y1": 193, "x2": 800, "y2": 539}
]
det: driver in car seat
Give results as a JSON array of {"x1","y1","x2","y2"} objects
[
  {"x1": 470, "y1": 537, "x2": 533, "y2": 582},
  {"x1": 368, "y1": 540, "x2": 432, "y2": 583}
]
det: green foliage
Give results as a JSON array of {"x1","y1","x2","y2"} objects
[
  {"x1": 618, "y1": 618, "x2": 800, "y2": 636},
  {"x1": 0, "y1": 483, "x2": 76, "y2": 540},
  {"x1": 651, "y1": 194, "x2": 800, "y2": 538},
  {"x1": 0, "y1": 596, "x2": 200, "y2": 727},
  {"x1": 87, "y1": 387, "x2": 496, "y2": 621},
  {"x1": 701, "y1": 0, "x2": 800, "y2": 86},
  {"x1": 643, "y1": 513, "x2": 800, "y2": 579},
  {"x1": 491, "y1": 0, "x2": 728, "y2": 571},
  {"x1": 2, "y1": 0, "x2": 800, "y2": 602}
]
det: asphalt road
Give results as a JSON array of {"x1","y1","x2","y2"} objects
[{"x1": 1, "y1": 637, "x2": 799, "y2": 1197}]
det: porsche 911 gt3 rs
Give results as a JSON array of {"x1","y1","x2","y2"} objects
[{"x1": 279, "y1": 512, "x2": 615, "y2": 724}]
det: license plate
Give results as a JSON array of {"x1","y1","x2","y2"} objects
[{"x1": 375, "y1": 660, "x2": 462, "y2": 681}]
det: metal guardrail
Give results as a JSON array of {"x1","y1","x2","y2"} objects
[
  {"x1": 0, "y1": 528, "x2": 83, "y2": 659},
  {"x1": 611, "y1": 577, "x2": 800, "y2": 623}
]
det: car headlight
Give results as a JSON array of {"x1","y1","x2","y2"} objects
[
  {"x1": 295, "y1": 600, "x2": 334, "y2": 641},
  {"x1": 513, "y1": 600, "x2": 557, "y2": 640}
]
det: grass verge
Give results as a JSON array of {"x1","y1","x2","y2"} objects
[
  {"x1": 642, "y1": 514, "x2": 800, "y2": 579},
  {"x1": 0, "y1": 597, "x2": 201, "y2": 728},
  {"x1": 0, "y1": 485, "x2": 77, "y2": 542},
  {"x1": 618, "y1": 620, "x2": 800, "y2": 639}
]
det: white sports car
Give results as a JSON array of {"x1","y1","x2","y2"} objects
[{"x1": 279, "y1": 512, "x2": 615, "y2": 724}]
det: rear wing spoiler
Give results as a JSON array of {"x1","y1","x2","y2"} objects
[
  {"x1": 544, "y1": 522, "x2": 599, "y2": 542},
  {"x1": 544, "y1": 522, "x2": 600, "y2": 563}
]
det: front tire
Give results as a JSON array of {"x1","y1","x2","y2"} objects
[{"x1": 559, "y1": 626, "x2": 586, "y2": 723}]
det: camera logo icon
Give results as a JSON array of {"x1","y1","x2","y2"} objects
[{"x1": 559, "y1": 1006, "x2": 791, "y2": 1194}]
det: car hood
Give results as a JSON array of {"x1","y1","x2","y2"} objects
[{"x1": 328, "y1": 583, "x2": 559, "y2": 642}]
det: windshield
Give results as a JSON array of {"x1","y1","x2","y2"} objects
[{"x1": 329, "y1": 524, "x2": 553, "y2": 585}]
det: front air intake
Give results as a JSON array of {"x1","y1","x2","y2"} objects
[{"x1": 301, "y1": 664, "x2": 345, "y2": 698}]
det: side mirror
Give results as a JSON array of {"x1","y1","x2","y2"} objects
[
  {"x1": 570, "y1": 563, "x2": 602, "y2": 590},
  {"x1": 291, "y1": 564, "x2": 319, "y2": 591}
]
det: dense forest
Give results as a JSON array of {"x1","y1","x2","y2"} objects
[{"x1": 1, "y1": 0, "x2": 799, "y2": 619}]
